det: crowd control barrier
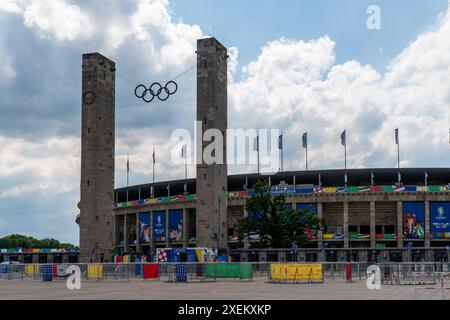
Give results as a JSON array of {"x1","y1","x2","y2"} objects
[
  {"x1": 204, "y1": 263, "x2": 253, "y2": 281},
  {"x1": 143, "y1": 264, "x2": 159, "y2": 280},
  {"x1": 269, "y1": 263, "x2": 324, "y2": 283},
  {"x1": 87, "y1": 264, "x2": 104, "y2": 280}
]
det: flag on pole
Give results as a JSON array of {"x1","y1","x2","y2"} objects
[
  {"x1": 341, "y1": 130, "x2": 346, "y2": 146},
  {"x1": 253, "y1": 136, "x2": 259, "y2": 151},
  {"x1": 395, "y1": 128, "x2": 399, "y2": 145},
  {"x1": 278, "y1": 134, "x2": 283, "y2": 150},
  {"x1": 127, "y1": 155, "x2": 129, "y2": 172},
  {"x1": 152, "y1": 149, "x2": 155, "y2": 164},
  {"x1": 302, "y1": 132, "x2": 308, "y2": 149}
]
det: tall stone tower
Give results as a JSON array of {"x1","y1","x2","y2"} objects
[
  {"x1": 79, "y1": 53, "x2": 115, "y2": 263},
  {"x1": 196, "y1": 38, "x2": 228, "y2": 249}
]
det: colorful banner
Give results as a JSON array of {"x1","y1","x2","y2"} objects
[
  {"x1": 138, "y1": 212, "x2": 151, "y2": 243},
  {"x1": 430, "y1": 202, "x2": 450, "y2": 237},
  {"x1": 403, "y1": 202, "x2": 425, "y2": 239},
  {"x1": 169, "y1": 209, "x2": 184, "y2": 241},
  {"x1": 114, "y1": 185, "x2": 450, "y2": 209},
  {"x1": 153, "y1": 211, "x2": 166, "y2": 242}
]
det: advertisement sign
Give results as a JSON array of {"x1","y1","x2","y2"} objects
[
  {"x1": 430, "y1": 202, "x2": 450, "y2": 236},
  {"x1": 403, "y1": 202, "x2": 425, "y2": 239},
  {"x1": 169, "y1": 209, "x2": 184, "y2": 241},
  {"x1": 153, "y1": 211, "x2": 166, "y2": 242},
  {"x1": 138, "y1": 212, "x2": 150, "y2": 243}
]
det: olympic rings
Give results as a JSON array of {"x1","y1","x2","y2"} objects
[{"x1": 135, "y1": 81, "x2": 178, "y2": 103}]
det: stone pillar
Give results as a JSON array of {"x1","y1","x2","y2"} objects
[
  {"x1": 317, "y1": 202, "x2": 323, "y2": 248},
  {"x1": 183, "y1": 208, "x2": 189, "y2": 248},
  {"x1": 32, "y1": 254, "x2": 38, "y2": 264},
  {"x1": 343, "y1": 202, "x2": 349, "y2": 248},
  {"x1": 18, "y1": 254, "x2": 24, "y2": 264},
  {"x1": 425, "y1": 200, "x2": 431, "y2": 248},
  {"x1": 135, "y1": 213, "x2": 141, "y2": 254},
  {"x1": 243, "y1": 208, "x2": 250, "y2": 249},
  {"x1": 397, "y1": 201, "x2": 403, "y2": 248},
  {"x1": 62, "y1": 254, "x2": 69, "y2": 264},
  {"x1": 47, "y1": 254, "x2": 53, "y2": 264},
  {"x1": 124, "y1": 214, "x2": 129, "y2": 253},
  {"x1": 165, "y1": 209, "x2": 170, "y2": 248},
  {"x1": 370, "y1": 201, "x2": 376, "y2": 248},
  {"x1": 113, "y1": 215, "x2": 120, "y2": 255},
  {"x1": 3, "y1": 255, "x2": 9, "y2": 263}
]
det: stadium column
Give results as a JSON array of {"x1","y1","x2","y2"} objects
[
  {"x1": 396, "y1": 201, "x2": 403, "y2": 248},
  {"x1": 113, "y1": 215, "x2": 120, "y2": 255},
  {"x1": 370, "y1": 201, "x2": 376, "y2": 248},
  {"x1": 317, "y1": 202, "x2": 325, "y2": 262},
  {"x1": 135, "y1": 213, "x2": 141, "y2": 254},
  {"x1": 196, "y1": 38, "x2": 228, "y2": 249},
  {"x1": 165, "y1": 209, "x2": 170, "y2": 248},
  {"x1": 343, "y1": 202, "x2": 349, "y2": 248},
  {"x1": 243, "y1": 208, "x2": 250, "y2": 249},
  {"x1": 150, "y1": 211, "x2": 154, "y2": 251},
  {"x1": 425, "y1": 200, "x2": 431, "y2": 248},
  {"x1": 183, "y1": 208, "x2": 188, "y2": 247},
  {"x1": 124, "y1": 214, "x2": 129, "y2": 253}
]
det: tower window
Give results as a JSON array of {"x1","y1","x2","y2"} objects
[
  {"x1": 87, "y1": 128, "x2": 91, "y2": 134},
  {"x1": 204, "y1": 173, "x2": 207, "y2": 180},
  {"x1": 87, "y1": 180, "x2": 90, "y2": 187}
]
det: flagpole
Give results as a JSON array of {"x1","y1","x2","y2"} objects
[
  {"x1": 152, "y1": 149, "x2": 155, "y2": 184},
  {"x1": 126, "y1": 154, "x2": 129, "y2": 188},
  {"x1": 306, "y1": 143, "x2": 308, "y2": 171},
  {"x1": 257, "y1": 136, "x2": 260, "y2": 174}
]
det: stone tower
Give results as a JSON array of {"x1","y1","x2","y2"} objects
[
  {"x1": 196, "y1": 38, "x2": 228, "y2": 249},
  {"x1": 79, "y1": 53, "x2": 115, "y2": 263}
]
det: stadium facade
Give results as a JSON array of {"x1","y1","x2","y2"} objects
[
  {"x1": 76, "y1": 37, "x2": 450, "y2": 264},
  {"x1": 113, "y1": 168, "x2": 450, "y2": 263}
]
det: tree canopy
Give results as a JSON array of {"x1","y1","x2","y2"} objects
[
  {"x1": 0, "y1": 234, "x2": 77, "y2": 249},
  {"x1": 237, "y1": 181, "x2": 326, "y2": 248}
]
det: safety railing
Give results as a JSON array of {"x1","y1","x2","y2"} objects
[{"x1": 2, "y1": 262, "x2": 450, "y2": 284}]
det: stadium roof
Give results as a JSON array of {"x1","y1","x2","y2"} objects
[{"x1": 115, "y1": 167, "x2": 450, "y2": 203}]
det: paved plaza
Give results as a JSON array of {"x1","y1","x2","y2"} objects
[{"x1": 0, "y1": 278, "x2": 447, "y2": 300}]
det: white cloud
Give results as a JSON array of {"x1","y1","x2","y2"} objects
[{"x1": 1, "y1": 0, "x2": 93, "y2": 41}]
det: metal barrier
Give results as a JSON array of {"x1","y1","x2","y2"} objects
[{"x1": 2, "y1": 262, "x2": 450, "y2": 285}]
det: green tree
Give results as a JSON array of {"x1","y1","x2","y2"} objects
[
  {"x1": 237, "y1": 181, "x2": 326, "y2": 248},
  {"x1": 0, "y1": 234, "x2": 77, "y2": 249}
]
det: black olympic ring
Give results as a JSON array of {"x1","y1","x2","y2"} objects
[{"x1": 135, "y1": 81, "x2": 178, "y2": 103}]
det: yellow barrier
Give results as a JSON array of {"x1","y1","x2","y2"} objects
[
  {"x1": 87, "y1": 264, "x2": 104, "y2": 280},
  {"x1": 270, "y1": 264, "x2": 323, "y2": 282},
  {"x1": 25, "y1": 264, "x2": 39, "y2": 276}
]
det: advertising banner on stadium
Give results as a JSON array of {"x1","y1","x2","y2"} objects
[
  {"x1": 138, "y1": 212, "x2": 150, "y2": 243},
  {"x1": 403, "y1": 202, "x2": 425, "y2": 239},
  {"x1": 169, "y1": 209, "x2": 184, "y2": 241},
  {"x1": 153, "y1": 211, "x2": 166, "y2": 242},
  {"x1": 430, "y1": 202, "x2": 450, "y2": 236}
]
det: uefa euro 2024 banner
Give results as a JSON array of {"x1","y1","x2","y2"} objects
[
  {"x1": 138, "y1": 212, "x2": 150, "y2": 243},
  {"x1": 153, "y1": 211, "x2": 166, "y2": 242},
  {"x1": 430, "y1": 202, "x2": 450, "y2": 236},
  {"x1": 169, "y1": 209, "x2": 184, "y2": 241},
  {"x1": 403, "y1": 202, "x2": 425, "y2": 239}
]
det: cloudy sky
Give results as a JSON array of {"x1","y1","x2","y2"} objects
[{"x1": 0, "y1": 0, "x2": 449, "y2": 245}]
